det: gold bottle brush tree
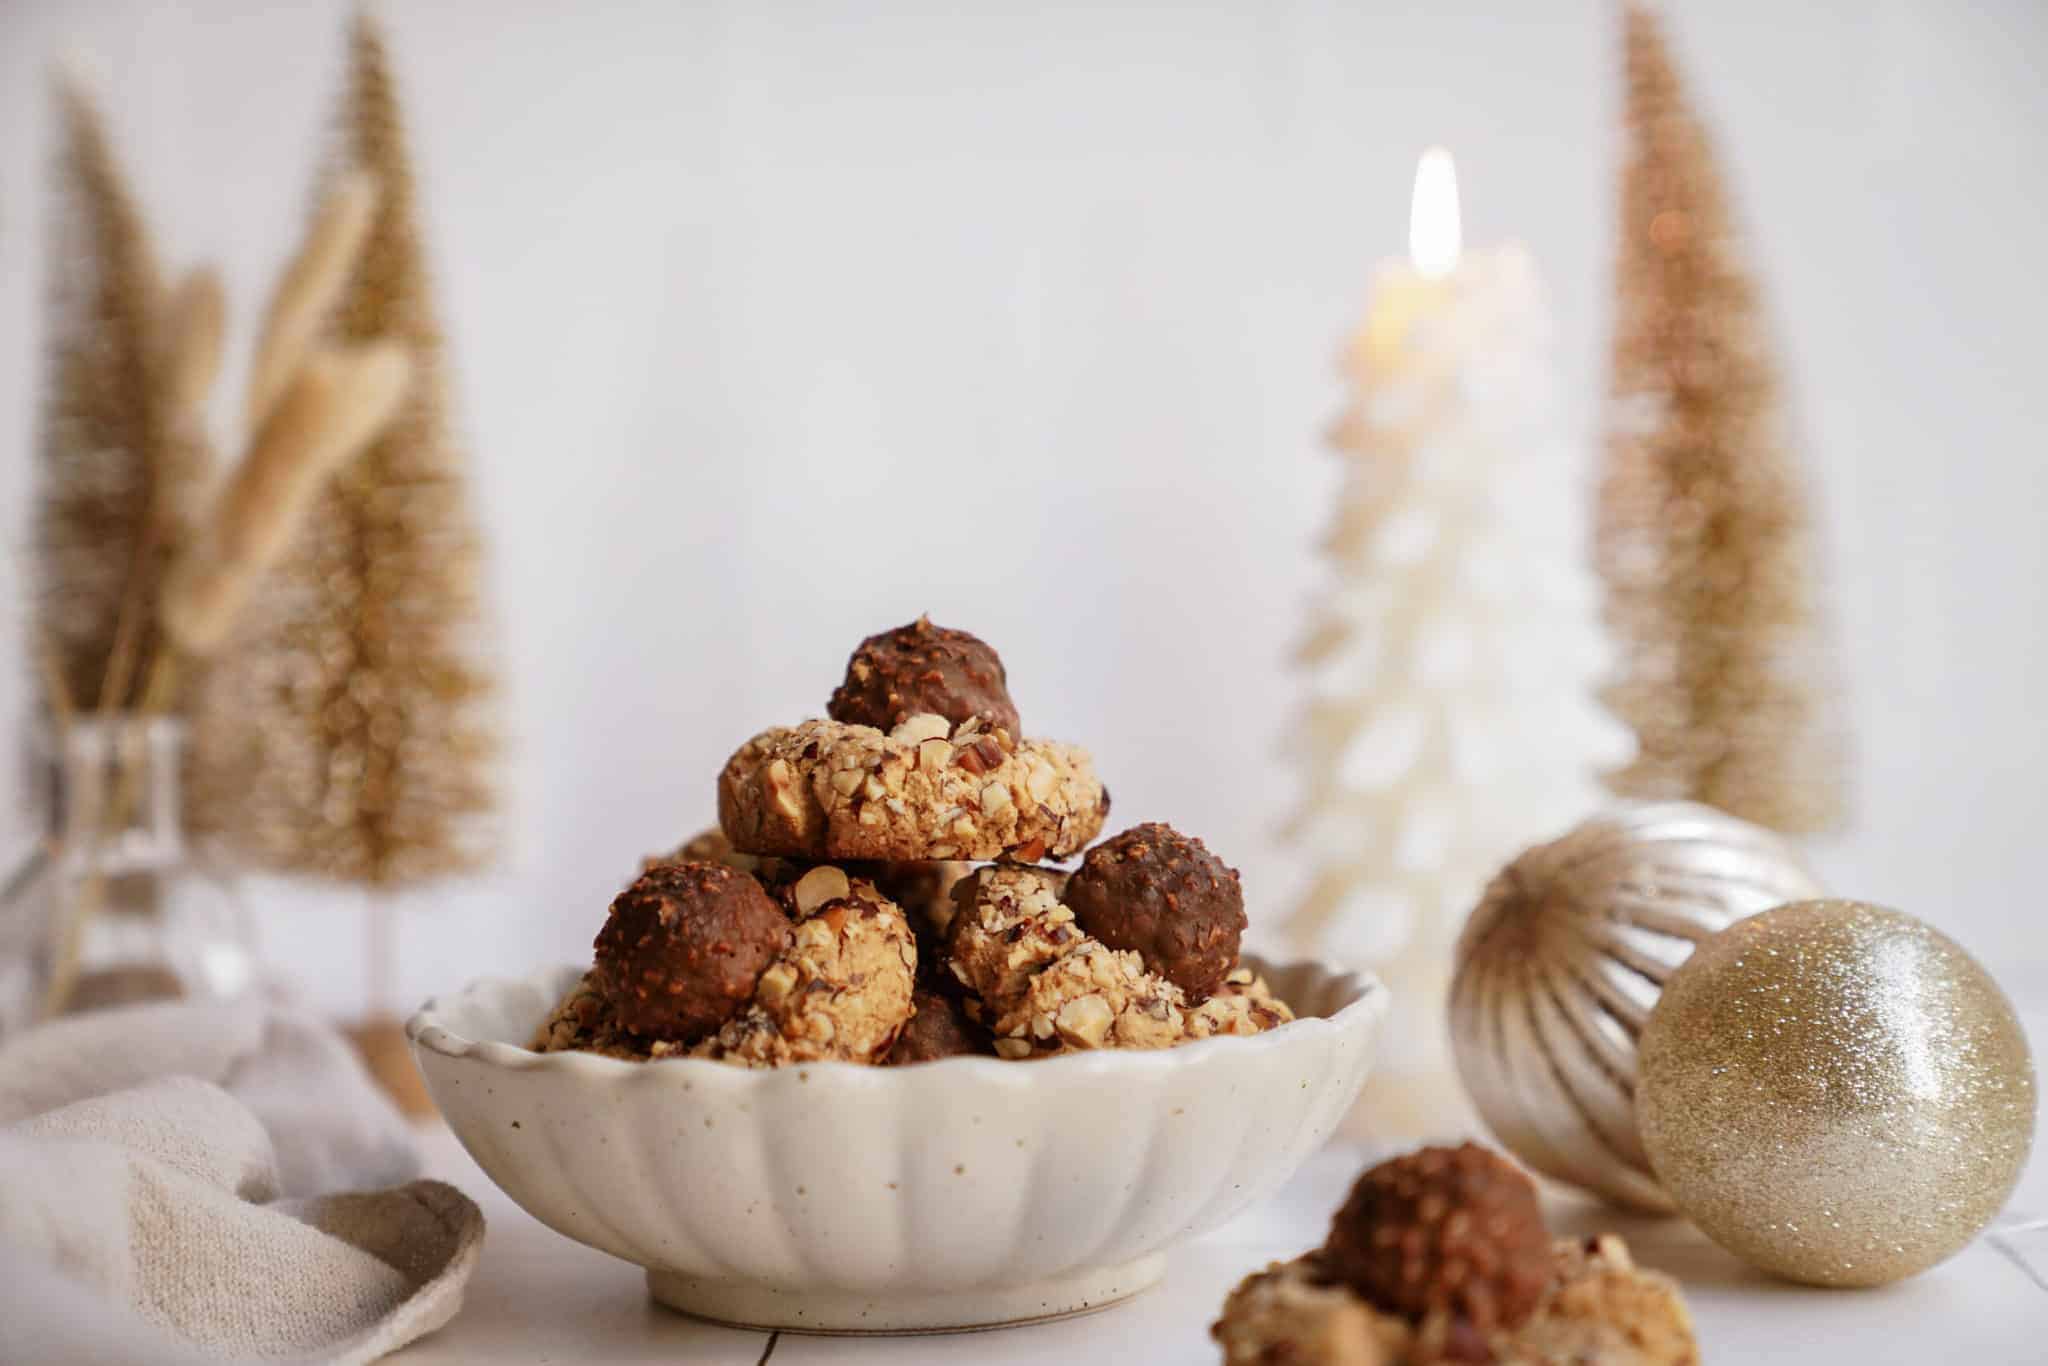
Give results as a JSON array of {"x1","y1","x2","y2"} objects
[
  {"x1": 187, "y1": 12, "x2": 501, "y2": 1109},
  {"x1": 4, "y1": 67, "x2": 415, "y2": 1034},
  {"x1": 1595, "y1": 2, "x2": 1848, "y2": 834}
]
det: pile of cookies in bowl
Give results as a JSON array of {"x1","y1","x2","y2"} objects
[
  {"x1": 534, "y1": 614, "x2": 1296, "y2": 1068},
  {"x1": 408, "y1": 616, "x2": 1385, "y2": 1333}
]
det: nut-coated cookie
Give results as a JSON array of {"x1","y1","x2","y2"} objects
[
  {"x1": 717, "y1": 714, "x2": 1106, "y2": 863},
  {"x1": 947, "y1": 865, "x2": 1290, "y2": 1058},
  {"x1": 695, "y1": 867, "x2": 918, "y2": 1067}
]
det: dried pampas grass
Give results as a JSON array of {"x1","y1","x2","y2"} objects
[
  {"x1": 158, "y1": 172, "x2": 403, "y2": 664},
  {"x1": 157, "y1": 267, "x2": 226, "y2": 429},
  {"x1": 245, "y1": 170, "x2": 378, "y2": 432},
  {"x1": 94, "y1": 264, "x2": 227, "y2": 716},
  {"x1": 27, "y1": 66, "x2": 415, "y2": 1020},
  {"x1": 187, "y1": 12, "x2": 500, "y2": 890},
  {"x1": 164, "y1": 342, "x2": 412, "y2": 657},
  {"x1": 129, "y1": 173, "x2": 407, "y2": 714},
  {"x1": 36, "y1": 73, "x2": 179, "y2": 711}
]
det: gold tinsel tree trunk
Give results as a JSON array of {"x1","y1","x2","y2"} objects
[
  {"x1": 191, "y1": 12, "x2": 498, "y2": 892},
  {"x1": 35, "y1": 78, "x2": 205, "y2": 711},
  {"x1": 1595, "y1": 3, "x2": 1846, "y2": 834}
]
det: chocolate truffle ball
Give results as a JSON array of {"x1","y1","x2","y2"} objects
[
  {"x1": 885, "y1": 986, "x2": 991, "y2": 1065},
  {"x1": 1322, "y1": 1143, "x2": 1552, "y2": 1336},
  {"x1": 827, "y1": 615, "x2": 1021, "y2": 737},
  {"x1": 1065, "y1": 823, "x2": 1246, "y2": 1001},
  {"x1": 592, "y1": 862, "x2": 789, "y2": 1041}
]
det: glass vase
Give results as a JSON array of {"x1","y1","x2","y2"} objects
[{"x1": 0, "y1": 716, "x2": 256, "y2": 1037}]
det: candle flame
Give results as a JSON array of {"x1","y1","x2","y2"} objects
[{"x1": 1409, "y1": 147, "x2": 1461, "y2": 279}]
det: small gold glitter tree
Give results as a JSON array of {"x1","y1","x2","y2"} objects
[
  {"x1": 34, "y1": 76, "x2": 212, "y2": 712},
  {"x1": 191, "y1": 11, "x2": 498, "y2": 891},
  {"x1": 1596, "y1": 3, "x2": 1847, "y2": 833}
]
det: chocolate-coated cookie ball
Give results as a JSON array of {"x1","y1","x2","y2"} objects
[
  {"x1": 1322, "y1": 1143, "x2": 1551, "y2": 1336},
  {"x1": 827, "y1": 615, "x2": 1021, "y2": 737},
  {"x1": 885, "y1": 986, "x2": 992, "y2": 1064},
  {"x1": 1065, "y1": 823, "x2": 1246, "y2": 1001},
  {"x1": 592, "y1": 862, "x2": 789, "y2": 1041}
]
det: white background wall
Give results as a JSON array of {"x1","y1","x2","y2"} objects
[{"x1": 3, "y1": 1, "x2": 2045, "y2": 1015}]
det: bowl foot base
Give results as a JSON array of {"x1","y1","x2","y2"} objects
[{"x1": 646, "y1": 1253, "x2": 1166, "y2": 1335}]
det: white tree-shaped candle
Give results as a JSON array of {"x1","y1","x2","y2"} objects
[{"x1": 1282, "y1": 151, "x2": 1632, "y2": 1109}]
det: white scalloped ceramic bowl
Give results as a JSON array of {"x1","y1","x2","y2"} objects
[{"x1": 408, "y1": 956, "x2": 1385, "y2": 1334}]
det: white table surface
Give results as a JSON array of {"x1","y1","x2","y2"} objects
[{"x1": 396, "y1": 1104, "x2": 2048, "y2": 1365}]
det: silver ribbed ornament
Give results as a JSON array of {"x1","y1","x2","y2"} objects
[{"x1": 1447, "y1": 801, "x2": 1822, "y2": 1211}]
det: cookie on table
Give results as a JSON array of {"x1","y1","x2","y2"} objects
[
  {"x1": 1213, "y1": 1238, "x2": 1698, "y2": 1366},
  {"x1": 1322, "y1": 1142, "x2": 1551, "y2": 1336},
  {"x1": 1513, "y1": 1235, "x2": 1699, "y2": 1366},
  {"x1": 717, "y1": 714, "x2": 1107, "y2": 863},
  {"x1": 1213, "y1": 1257, "x2": 1406, "y2": 1366},
  {"x1": 1211, "y1": 1144, "x2": 1701, "y2": 1366}
]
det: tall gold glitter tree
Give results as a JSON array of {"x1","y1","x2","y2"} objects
[
  {"x1": 1595, "y1": 2, "x2": 1846, "y2": 833},
  {"x1": 191, "y1": 11, "x2": 498, "y2": 898},
  {"x1": 35, "y1": 76, "x2": 211, "y2": 712}
]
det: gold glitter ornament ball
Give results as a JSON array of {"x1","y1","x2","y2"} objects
[{"x1": 1638, "y1": 901, "x2": 2035, "y2": 1287}]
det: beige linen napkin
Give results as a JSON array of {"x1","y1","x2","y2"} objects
[{"x1": 0, "y1": 999, "x2": 483, "y2": 1364}]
